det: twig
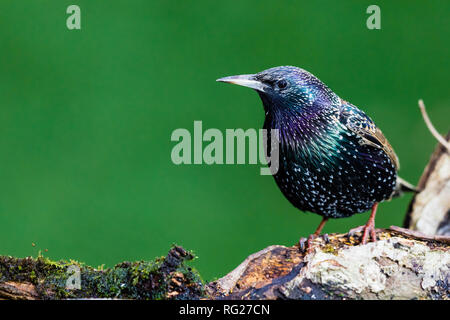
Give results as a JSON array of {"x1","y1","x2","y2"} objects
[{"x1": 418, "y1": 99, "x2": 450, "y2": 152}]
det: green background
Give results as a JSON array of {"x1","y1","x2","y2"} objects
[{"x1": 0, "y1": 1, "x2": 448, "y2": 281}]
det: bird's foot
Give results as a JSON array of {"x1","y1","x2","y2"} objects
[
  {"x1": 299, "y1": 235, "x2": 314, "y2": 254},
  {"x1": 299, "y1": 217, "x2": 329, "y2": 254},
  {"x1": 348, "y1": 225, "x2": 364, "y2": 238},
  {"x1": 348, "y1": 222, "x2": 377, "y2": 244},
  {"x1": 299, "y1": 233, "x2": 329, "y2": 254}
]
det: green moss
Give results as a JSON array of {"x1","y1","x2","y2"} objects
[
  {"x1": 321, "y1": 245, "x2": 339, "y2": 255},
  {"x1": 0, "y1": 245, "x2": 206, "y2": 300}
]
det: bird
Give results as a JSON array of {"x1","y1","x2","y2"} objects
[{"x1": 217, "y1": 66, "x2": 415, "y2": 252}]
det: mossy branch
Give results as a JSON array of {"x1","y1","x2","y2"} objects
[{"x1": 0, "y1": 245, "x2": 205, "y2": 300}]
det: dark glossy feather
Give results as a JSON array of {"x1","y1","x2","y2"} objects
[
  {"x1": 338, "y1": 101, "x2": 400, "y2": 170},
  {"x1": 218, "y1": 66, "x2": 415, "y2": 219}
]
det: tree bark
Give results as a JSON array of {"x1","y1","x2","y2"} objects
[
  {"x1": 404, "y1": 132, "x2": 450, "y2": 236},
  {"x1": 207, "y1": 229, "x2": 449, "y2": 300},
  {"x1": 2, "y1": 228, "x2": 448, "y2": 300}
]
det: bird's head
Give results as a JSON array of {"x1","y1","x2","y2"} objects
[{"x1": 217, "y1": 66, "x2": 339, "y2": 114}]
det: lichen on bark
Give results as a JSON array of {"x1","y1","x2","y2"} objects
[{"x1": 209, "y1": 230, "x2": 449, "y2": 300}]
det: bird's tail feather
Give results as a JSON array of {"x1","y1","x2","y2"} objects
[{"x1": 391, "y1": 176, "x2": 418, "y2": 198}]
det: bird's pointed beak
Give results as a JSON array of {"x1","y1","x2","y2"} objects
[{"x1": 216, "y1": 74, "x2": 266, "y2": 92}]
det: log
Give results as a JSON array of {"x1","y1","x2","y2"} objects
[
  {"x1": 2, "y1": 229, "x2": 448, "y2": 300},
  {"x1": 207, "y1": 229, "x2": 450, "y2": 300}
]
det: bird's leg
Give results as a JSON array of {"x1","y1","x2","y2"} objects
[
  {"x1": 348, "y1": 203, "x2": 379, "y2": 244},
  {"x1": 299, "y1": 217, "x2": 328, "y2": 253}
]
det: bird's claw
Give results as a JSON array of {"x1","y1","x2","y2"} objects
[
  {"x1": 348, "y1": 224, "x2": 377, "y2": 244},
  {"x1": 348, "y1": 225, "x2": 365, "y2": 238},
  {"x1": 299, "y1": 234, "x2": 318, "y2": 254},
  {"x1": 298, "y1": 237, "x2": 307, "y2": 251}
]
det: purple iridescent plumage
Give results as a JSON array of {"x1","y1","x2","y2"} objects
[{"x1": 218, "y1": 66, "x2": 406, "y2": 219}]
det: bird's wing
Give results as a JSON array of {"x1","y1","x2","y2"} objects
[{"x1": 338, "y1": 102, "x2": 400, "y2": 170}]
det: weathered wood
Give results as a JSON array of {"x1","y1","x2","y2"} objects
[
  {"x1": 404, "y1": 132, "x2": 450, "y2": 236},
  {"x1": 0, "y1": 282, "x2": 38, "y2": 300},
  {"x1": 208, "y1": 229, "x2": 450, "y2": 300},
  {"x1": 1, "y1": 230, "x2": 449, "y2": 300}
]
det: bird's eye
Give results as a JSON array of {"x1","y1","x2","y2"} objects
[{"x1": 277, "y1": 79, "x2": 288, "y2": 89}]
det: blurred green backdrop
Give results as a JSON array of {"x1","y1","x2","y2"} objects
[{"x1": 0, "y1": 1, "x2": 448, "y2": 281}]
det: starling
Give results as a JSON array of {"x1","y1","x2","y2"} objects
[{"x1": 217, "y1": 66, "x2": 415, "y2": 251}]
